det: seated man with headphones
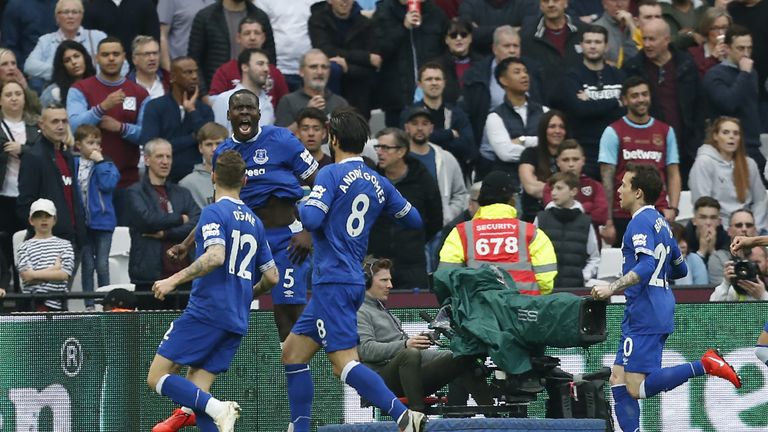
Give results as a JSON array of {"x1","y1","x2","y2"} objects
[{"x1": 356, "y1": 256, "x2": 492, "y2": 412}]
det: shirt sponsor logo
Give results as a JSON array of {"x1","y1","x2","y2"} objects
[
  {"x1": 202, "y1": 222, "x2": 221, "y2": 239},
  {"x1": 246, "y1": 168, "x2": 266, "y2": 177},
  {"x1": 652, "y1": 134, "x2": 664, "y2": 147},
  {"x1": 123, "y1": 96, "x2": 136, "y2": 111},
  {"x1": 253, "y1": 149, "x2": 269, "y2": 165},
  {"x1": 632, "y1": 233, "x2": 647, "y2": 247},
  {"x1": 622, "y1": 148, "x2": 663, "y2": 162},
  {"x1": 309, "y1": 185, "x2": 326, "y2": 201},
  {"x1": 300, "y1": 149, "x2": 315, "y2": 167}
]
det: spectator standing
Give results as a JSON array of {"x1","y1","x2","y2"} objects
[
  {"x1": 594, "y1": 0, "x2": 640, "y2": 67},
  {"x1": 258, "y1": 0, "x2": 322, "y2": 91},
  {"x1": 403, "y1": 106, "x2": 468, "y2": 224},
  {"x1": 519, "y1": 111, "x2": 568, "y2": 222},
  {"x1": 458, "y1": 0, "x2": 529, "y2": 57},
  {"x1": 401, "y1": 63, "x2": 476, "y2": 178},
  {"x1": 0, "y1": 79, "x2": 40, "y2": 287},
  {"x1": 436, "y1": 18, "x2": 482, "y2": 104},
  {"x1": 661, "y1": 0, "x2": 707, "y2": 49},
  {"x1": 157, "y1": 0, "x2": 215, "y2": 71},
  {"x1": 0, "y1": 0, "x2": 57, "y2": 68},
  {"x1": 372, "y1": 0, "x2": 448, "y2": 127},
  {"x1": 17, "y1": 105, "x2": 84, "y2": 249},
  {"x1": 68, "y1": 37, "x2": 149, "y2": 192},
  {"x1": 689, "y1": 117, "x2": 767, "y2": 231},
  {"x1": 73, "y1": 125, "x2": 119, "y2": 311},
  {"x1": 40, "y1": 41, "x2": 97, "y2": 107},
  {"x1": 535, "y1": 171, "x2": 600, "y2": 288},
  {"x1": 728, "y1": 0, "x2": 768, "y2": 133},
  {"x1": 127, "y1": 35, "x2": 170, "y2": 100},
  {"x1": 703, "y1": 25, "x2": 764, "y2": 173},
  {"x1": 212, "y1": 48, "x2": 275, "y2": 131},
  {"x1": 23, "y1": 0, "x2": 111, "y2": 87},
  {"x1": 308, "y1": 0, "x2": 377, "y2": 117},
  {"x1": 370, "y1": 128, "x2": 442, "y2": 290},
  {"x1": 17, "y1": 198, "x2": 75, "y2": 311},
  {"x1": 598, "y1": 76, "x2": 681, "y2": 246},
  {"x1": 141, "y1": 57, "x2": 214, "y2": 183},
  {"x1": 83, "y1": 0, "x2": 160, "y2": 62},
  {"x1": 520, "y1": 0, "x2": 586, "y2": 104},
  {"x1": 187, "y1": 0, "x2": 276, "y2": 91},
  {"x1": 687, "y1": 8, "x2": 730, "y2": 78},
  {"x1": 551, "y1": 25, "x2": 625, "y2": 179},
  {"x1": 275, "y1": 49, "x2": 349, "y2": 132},
  {"x1": 622, "y1": 19, "x2": 703, "y2": 184},
  {"x1": 208, "y1": 17, "x2": 289, "y2": 109},
  {"x1": 179, "y1": 122, "x2": 227, "y2": 209},
  {"x1": 126, "y1": 138, "x2": 200, "y2": 310}
]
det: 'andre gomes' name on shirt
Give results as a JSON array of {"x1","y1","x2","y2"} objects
[{"x1": 339, "y1": 168, "x2": 385, "y2": 204}]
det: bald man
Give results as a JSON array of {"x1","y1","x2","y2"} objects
[{"x1": 621, "y1": 18, "x2": 703, "y2": 187}]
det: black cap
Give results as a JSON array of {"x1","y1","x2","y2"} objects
[
  {"x1": 101, "y1": 288, "x2": 137, "y2": 311},
  {"x1": 478, "y1": 171, "x2": 516, "y2": 206},
  {"x1": 404, "y1": 106, "x2": 433, "y2": 123}
]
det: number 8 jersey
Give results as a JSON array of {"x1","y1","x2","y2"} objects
[
  {"x1": 301, "y1": 157, "x2": 420, "y2": 286},
  {"x1": 621, "y1": 205, "x2": 683, "y2": 336}
]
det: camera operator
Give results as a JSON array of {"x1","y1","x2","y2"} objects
[
  {"x1": 709, "y1": 246, "x2": 768, "y2": 301},
  {"x1": 356, "y1": 256, "x2": 493, "y2": 412}
]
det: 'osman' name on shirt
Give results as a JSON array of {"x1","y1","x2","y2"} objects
[{"x1": 339, "y1": 168, "x2": 385, "y2": 203}]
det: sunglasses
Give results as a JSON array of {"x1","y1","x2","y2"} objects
[
  {"x1": 448, "y1": 31, "x2": 470, "y2": 39},
  {"x1": 734, "y1": 222, "x2": 755, "y2": 228}
]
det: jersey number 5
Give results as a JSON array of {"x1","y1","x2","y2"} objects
[{"x1": 229, "y1": 229, "x2": 258, "y2": 280}]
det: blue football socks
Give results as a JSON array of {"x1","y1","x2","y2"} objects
[
  {"x1": 640, "y1": 361, "x2": 704, "y2": 398},
  {"x1": 285, "y1": 364, "x2": 314, "y2": 432},
  {"x1": 611, "y1": 384, "x2": 640, "y2": 432},
  {"x1": 341, "y1": 361, "x2": 408, "y2": 423},
  {"x1": 156, "y1": 374, "x2": 217, "y2": 431}
]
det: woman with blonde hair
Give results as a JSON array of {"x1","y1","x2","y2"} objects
[
  {"x1": 689, "y1": 116, "x2": 767, "y2": 231},
  {"x1": 0, "y1": 49, "x2": 42, "y2": 115}
]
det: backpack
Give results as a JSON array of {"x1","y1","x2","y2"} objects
[{"x1": 545, "y1": 366, "x2": 614, "y2": 432}]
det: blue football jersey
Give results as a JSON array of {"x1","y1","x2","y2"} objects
[
  {"x1": 185, "y1": 197, "x2": 275, "y2": 335},
  {"x1": 301, "y1": 157, "x2": 416, "y2": 285},
  {"x1": 213, "y1": 126, "x2": 318, "y2": 209},
  {"x1": 620, "y1": 206, "x2": 683, "y2": 335}
]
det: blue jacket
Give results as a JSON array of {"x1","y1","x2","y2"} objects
[
  {"x1": 74, "y1": 156, "x2": 120, "y2": 231},
  {"x1": 139, "y1": 93, "x2": 214, "y2": 182},
  {"x1": 703, "y1": 61, "x2": 761, "y2": 150}
]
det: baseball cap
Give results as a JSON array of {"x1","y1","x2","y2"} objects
[
  {"x1": 404, "y1": 106, "x2": 433, "y2": 123},
  {"x1": 478, "y1": 171, "x2": 516, "y2": 206},
  {"x1": 101, "y1": 288, "x2": 137, "y2": 311},
  {"x1": 29, "y1": 198, "x2": 57, "y2": 217}
]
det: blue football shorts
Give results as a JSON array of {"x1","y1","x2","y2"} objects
[
  {"x1": 614, "y1": 333, "x2": 669, "y2": 374},
  {"x1": 764, "y1": 321, "x2": 768, "y2": 333},
  {"x1": 266, "y1": 226, "x2": 310, "y2": 305},
  {"x1": 157, "y1": 313, "x2": 242, "y2": 374},
  {"x1": 290, "y1": 282, "x2": 365, "y2": 353}
]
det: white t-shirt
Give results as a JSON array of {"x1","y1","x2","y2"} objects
[{"x1": 1, "y1": 118, "x2": 27, "y2": 197}]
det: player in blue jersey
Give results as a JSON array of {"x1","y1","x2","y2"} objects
[
  {"x1": 592, "y1": 163, "x2": 741, "y2": 432},
  {"x1": 146, "y1": 150, "x2": 279, "y2": 432},
  {"x1": 730, "y1": 235, "x2": 768, "y2": 371},
  {"x1": 170, "y1": 89, "x2": 316, "y2": 344},
  {"x1": 280, "y1": 108, "x2": 427, "y2": 432}
]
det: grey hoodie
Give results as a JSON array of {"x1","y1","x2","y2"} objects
[
  {"x1": 688, "y1": 144, "x2": 767, "y2": 232},
  {"x1": 179, "y1": 163, "x2": 213, "y2": 210}
]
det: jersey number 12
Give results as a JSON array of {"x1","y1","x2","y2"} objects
[{"x1": 229, "y1": 229, "x2": 258, "y2": 280}]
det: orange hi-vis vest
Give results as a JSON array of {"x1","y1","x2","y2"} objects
[{"x1": 457, "y1": 218, "x2": 540, "y2": 295}]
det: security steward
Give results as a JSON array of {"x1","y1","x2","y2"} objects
[{"x1": 438, "y1": 171, "x2": 558, "y2": 295}]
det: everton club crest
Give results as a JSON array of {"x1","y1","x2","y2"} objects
[{"x1": 253, "y1": 149, "x2": 269, "y2": 165}]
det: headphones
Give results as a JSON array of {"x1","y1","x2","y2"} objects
[{"x1": 363, "y1": 259, "x2": 378, "y2": 289}]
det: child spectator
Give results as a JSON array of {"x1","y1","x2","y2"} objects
[
  {"x1": 74, "y1": 124, "x2": 120, "y2": 310},
  {"x1": 535, "y1": 171, "x2": 600, "y2": 288},
  {"x1": 543, "y1": 140, "x2": 608, "y2": 227},
  {"x1": 179, "y1": 122, "x2": 227, "y2": 209},
  {"x1": 17, "y1": 199, "x2": 75, "y2": 311},
  {"x1": 670, "y1": 221, "x2": 709, "y2": 286}
]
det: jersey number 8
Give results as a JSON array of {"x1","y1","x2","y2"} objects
[
  {"x1": 228, "y1": 229, "x2": 258, "y2": 280},
  {"x1": 346, "y1": 194, "x2": 370, "y2": 237}
]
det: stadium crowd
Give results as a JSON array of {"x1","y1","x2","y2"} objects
[{"x1": 0, "y1": 0, "x2": 768, "y2": 311}]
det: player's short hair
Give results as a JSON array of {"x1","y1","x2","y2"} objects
[
  {"x1": 694, "y1": 196, "x2": 720, "y2": 212},
  {"x1": 296, "y1": 107, "x2": 326, "y2": 126},
  {"x1": 197, "y1": 122, "x2": 228, "y2": 143},
  {"x1": 725, "y1": 24, "x2": 750, "y2": 45},
  {"x1": 621, "y1": 76, "x2": 650, "y2": 98},
  {"x1": 214, "y1": 150, "x2": 245, "y2": 190},
  {"x1": 548, "y1": 171, "x2": 579, "y2": 189},
  {"x1": 625, "y1": 163, "x2": 663, "y2": 205},
  {"x1": 328, "y1": 107, "x2": 369, "y2": 154},
  {"x1": 363, "y1": 255, "x2": 393, "y2": 288},
  {"x1": 582, "y1": 25, "x2": 608, "y2": 43},
  {"x1": 494, "y1": 57, "x2": 526, "y2": 87},
  {"x1": 74, "y1": 124, "x2": 101, "y2": 142},
  {"x1": 556, "y1": 139, "x2": 584, "y2": 157}
]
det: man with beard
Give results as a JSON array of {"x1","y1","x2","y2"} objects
[
  {"x1": 140, "y1": 57, "x2": 214, "y2": 183},
  {"x1": 212, "y1": 48, "x2": 275, "y2": 129},
  {"x1": 598, "y1": 76, "x2": 681, "y2": 246},
  {"x1": 551, "y1": 25, "x2": 624, "y2": 179},
  {"x1": 275, "y1": 49, "x2": 349, "y2": 133}
]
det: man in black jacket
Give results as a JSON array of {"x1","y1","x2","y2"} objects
[
  {"x1": 369, "y1": 128, "x2": 443, "y2": 290},
  {"x1": 126, "y1": 138, "x2": 200, "y2": 310},
  {"x1": 187, "y1": 0, "x2": 276, "y2": 92},
  {"x1": 309, "y1": 0, "x2": 378, "y2": 118},
  {"x1": 17, "y1": 104, "x2": 84, "y2": 247},
  {"x1": 372, "y1": 0, "x2": 448, "y2": 127}
]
